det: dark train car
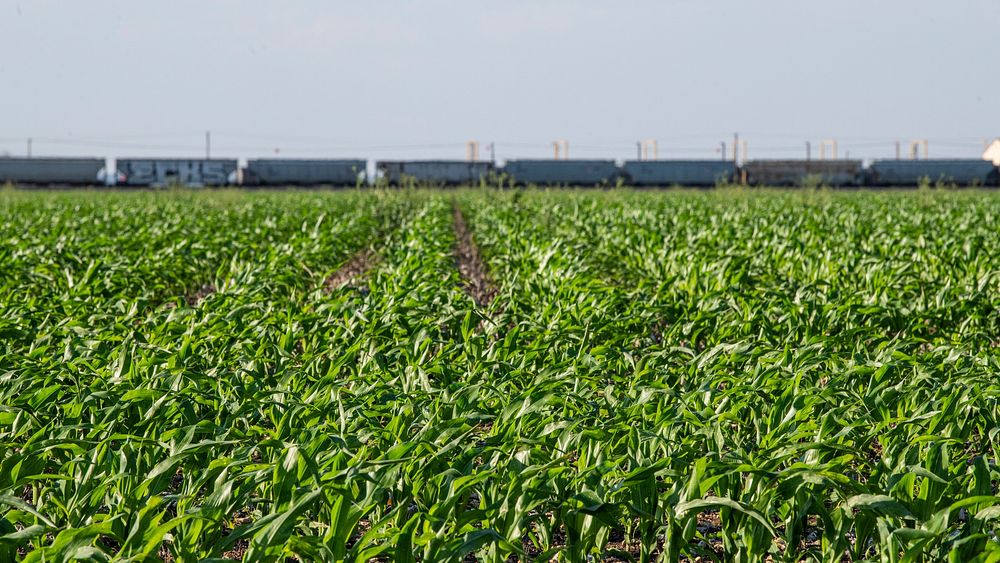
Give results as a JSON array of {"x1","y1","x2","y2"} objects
[
  {"x1": 743, "y1": 160, "x2": 863, "y2": 187},
  {"x1": 243, "y1": 159, "x2": 366, "y2": 186},
  {"x1": 621, "y1": 160, "x2": 734, "y2": 186},
  {"x1": 376, "y1": 160, "x2": 494, "y2": 185},
  {"x1": 116, "y1": 159, "x2": 238, "y2": 187},
  {"x1": 502, "y1": 160, "x2": 619, "y2": 186},
  {"x1": 0, "y1": 157, "x2": 104, "y2": 186},
  {"x1": 867, "y1": 159, "x2": 999, "y2": 186}
]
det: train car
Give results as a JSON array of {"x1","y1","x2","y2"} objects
[
  {"x1": 621, "y1": 160, "x2": 734, "y2": 187},
  {"x1": 116, "y1": 159, "x2": 238, "y2": 187},
  {"x1": 502, "y1": 159, "x2": 619, "y2": 186},
  {"x1": 867, "y1": 159, "x2": 999, "y2": 186},
  {"x1": 0, "y1": 157, "x2": 104, "y2": 186},
  {"x1": 376, "y1": 160, "x2": 494, "y2": 185},
  {"x1": 742, "y1": 160, "x2": 863, "y2": 187},
  {"x1": 243, "y1": 159, "x2": 366, "y2": 186}
]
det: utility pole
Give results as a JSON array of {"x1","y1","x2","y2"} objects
[
  {"x1": 27, "y1": 138, "x2": 32, "y2": 158},
  {"x1": 636, "y1": 141, "x2": 642, "y2": 160},
  {"x1": 806, "y1": 141, "x2": 811, "y2": 161},
  {"x1": 720, "y1": 141, "x2": 726, "y2": 161},
  {"x1": 733, "y1": 132, "x2": 740, "y2": 169},
  {"x1": 895, "y1": 141, "x2": 901, "y2": 160},
  {"x1": 205, "y1": 131, "x2": 211, "y2": 159},
  {"x1": 488, "y1": 142, "x2": 495, "y2": 163}
]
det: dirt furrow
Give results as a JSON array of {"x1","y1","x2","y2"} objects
[
  {"x1": 453, "y1": 204, "x2": 497, "y2": 308},
  {"x1": 324, "y1": 248, "x2": 378, "y2": 293},
  {"x1": 186, "y1": 284, "x2": 217, "y2": 306},
  {"x1": 163, "y1": 283, "x2": 216, "y2": 309}
]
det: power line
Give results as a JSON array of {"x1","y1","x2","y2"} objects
[{"x1": 0, "y1": 133, "x2": 989, "y2": 160}]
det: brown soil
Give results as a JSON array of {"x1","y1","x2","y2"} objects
[
  {"x1": 453, "y1": 204, "x2": 497, "y2": 308},
  {"x1": 324, "y1": 249, "x2": 378, "y2": 292},
  {"x1": 186, "y1": 284, "x2": 217, "y2": 306},
  {"x1": 222, "y1": 540, "x2": 249, "y2": 561},
  {"x1": 163, "y1": 283, "x2": 216, "y2": 309}
]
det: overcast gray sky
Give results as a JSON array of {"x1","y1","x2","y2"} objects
[{"x1": 1, "y1": 0, "x2": 997, "y2": 162}]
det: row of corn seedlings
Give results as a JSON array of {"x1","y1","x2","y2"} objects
[
  {"x1": 0, "y1": 191, "x2": 396, "y2": 560},
  {"x1": 2, "y1": 189, "x2": 999, "y2": 561},
  {"x1": 460, "y1": 189, "x2": 1000, "y2": 561}
]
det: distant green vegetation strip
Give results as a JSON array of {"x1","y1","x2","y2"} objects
[{"x1": 1, "y1": 189, "x2": 999, "y2": 561}]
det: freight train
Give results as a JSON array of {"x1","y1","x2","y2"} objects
[{"x1": 1, "y1": 156, "x2": 997, "y2": 188}]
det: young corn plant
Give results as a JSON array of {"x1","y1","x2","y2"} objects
[{"x1": 1, "y1": 189, "x2": 999, "y2": 561}]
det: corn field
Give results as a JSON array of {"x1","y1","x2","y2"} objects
[{"x1": 1, "y1": 189, "x2": 999, "y2": 562}]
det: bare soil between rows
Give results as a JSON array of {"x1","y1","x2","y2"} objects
[
  {"x1": 452, "y1": 204, "x2": 497, "y2": 308},
  {"x1": 324, "y1": 249, "x2": 378, "y2": 292},
  {"x1": 163, "y1": 284, "x2": 217, "y2": 309},
  {"x1": 186, "y1": 284, "x2": 216, "y2": 306}
]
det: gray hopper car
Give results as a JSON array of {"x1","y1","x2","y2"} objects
[
  {"x1": 117, "y1": 159, "x2": 238, "y2": 187},
  {"x1": 621, "y1": 160, "x2": 734, "y2": 186},
  {"x1": 503, "y1": 160, "x2": 619, "y2": 186},
  {"x1": 377, "y1": 161, "x2": 494, "y2": 185},
  {"x1": 743, "y1": 160, "x2": 863, "y2": 187},
  {"x1": 0, "y1": 157, "x2": 104, "y2": 186},
  {"x1": 244, "y1": 159, "x2": 365, "y2": 186},
  {"x1": 867, "y1": 159, "x2": 999, "y2": 186}
]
